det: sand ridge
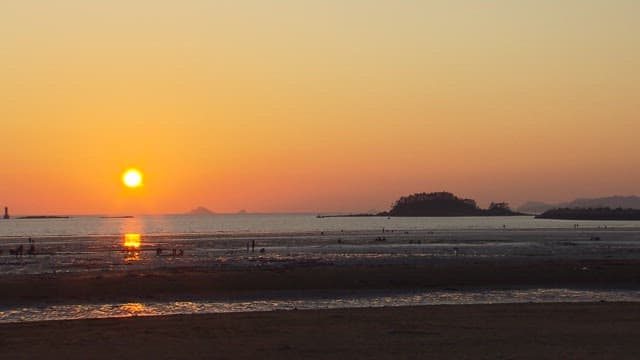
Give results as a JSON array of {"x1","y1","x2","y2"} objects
[{"x1": 2, "y1": 258, "x2": 640, "y2": 306}]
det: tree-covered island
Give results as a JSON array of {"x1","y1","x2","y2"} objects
[{"x1": 376, "y1": 192, "x2": 522, "y2": 217}]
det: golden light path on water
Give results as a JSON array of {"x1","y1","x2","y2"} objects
[
  {"x1": 123, "y1": 233, "x2": 141, "y2": 249},
  {"x1": 118, "y1": 216, "x2": 176, "y2": 262},
  {"x1": 122, "y1": 233, "x2": 142, "y2": 262}
]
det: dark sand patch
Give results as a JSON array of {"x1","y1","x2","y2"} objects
[{"x1": 2, "y1": 302, "x2": 639, "y2": 359}]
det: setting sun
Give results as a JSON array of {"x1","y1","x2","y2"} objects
[{"x1": 122, "y1": 169, "x2": 143, "y2": 188}]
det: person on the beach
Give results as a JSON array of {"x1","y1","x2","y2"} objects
[{"x1": 251, "y1": 240, "x2": 255, "y2": 252}]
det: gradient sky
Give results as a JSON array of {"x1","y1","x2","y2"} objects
[{"x1": 1, "y1": 1, "x2": 639, "y2": 215}]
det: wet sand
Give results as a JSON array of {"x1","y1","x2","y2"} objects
[
  {"x1": 3, "y1": 236, "x2": 640, "y2": 359},
  {"x1": 2, "y1": 302, "x2": 640, "y2": 359},
  {"x1": 2, "y1": 258, "x2": 640, "y2": 306}
]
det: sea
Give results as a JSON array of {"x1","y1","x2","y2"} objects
[
  {"x1": 4, "y1": 213, "x2": 640, "y2": 238},
  {"x1": 2, "y1": 214, "x2": 640, "y2": 276},
  {"x1": 2, "y1": 214, "x2": 640, "y2": 323}
]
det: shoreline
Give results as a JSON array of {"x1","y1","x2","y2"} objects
[
  {"x1": 3, "y1": 258, "x2": 640, "y2": 306},
  {"x1": 2, "y1": 302, "x2": 640, "y2": 359},
  {"x1": 3, "y1": 232, "x2": 640, "y2": 357}
]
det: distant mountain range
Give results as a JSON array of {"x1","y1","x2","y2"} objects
[{"x1": 518, "y1": 196, "x2": 640, "y2": 214}]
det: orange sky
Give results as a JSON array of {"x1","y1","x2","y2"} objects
[{"x1": 1, "y1": 1, "x2": 639, "y2": 215}]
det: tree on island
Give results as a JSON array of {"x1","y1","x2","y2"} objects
[
  {"x1": 379, "y1": 192, "x2": 521, "y2": 217},
  {"x1": 486, "y1": 202, "x2": 517, "y2": 216}
]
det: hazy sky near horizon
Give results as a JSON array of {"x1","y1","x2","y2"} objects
[{"x1": 1, "y1": 1, "x2": 639, "y2": 214}]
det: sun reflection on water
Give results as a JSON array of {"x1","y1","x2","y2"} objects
[
  {"x1": 123, "y1": 233, "x2": 141, "y2": 249},
  {"x1": 124, "y1": 251, "x2": 141, "y2": 262},
  {"x1": 120, "y1": 303, "x2": 146, "y2": 315},
  {"x1": 123, "y1": 233, "x2": 142, "y2": 262}
]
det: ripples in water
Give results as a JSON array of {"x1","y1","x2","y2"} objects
[{"x1": 2, "y1": 288, "x2": 639, "y2": 324}]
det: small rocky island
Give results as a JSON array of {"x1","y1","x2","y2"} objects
[
  {"x1": 187, "y1": 206, "x2": 216, "y2": 215},
  {"x1": 378, "y1": 192, "x2": 521, "y2": 217},
  {"x1": 536, "y1": 207, "x2": 640, "y2": 220}
]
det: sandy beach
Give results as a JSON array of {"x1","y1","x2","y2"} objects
[{"x1": 2, "y1": 302, "x2": 640, "y2": 359}]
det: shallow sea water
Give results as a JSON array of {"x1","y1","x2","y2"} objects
[
  {"x1": 1, "y1": 287, "x2": 638, "y2": 324},
  {"x1": 2, "y1": 214, "x2": 639, "y2": 237},
  {"x1": 2, "y1": 215, "x2": 640, "y2": 323},
  {"x1": 1, "y1": 215, "x2": 639, "y2": 275}
]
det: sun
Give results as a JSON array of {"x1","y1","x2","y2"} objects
[{"x1": 122, "y1": 169, "x2": 143, "y2": 188}]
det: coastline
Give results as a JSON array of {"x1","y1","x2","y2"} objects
[
  {"x1": 3, "y1": 258, "x2": 640, "y2": 306},
  {"x1": 3, "y1": 229, "x2": 640, "y2": 358},
  {"x1": 2, "y1": 302, "x2": 640, "y2": 359},
  {"x1": 3, "y1": 225, "x2": 640, "y2": 358}
]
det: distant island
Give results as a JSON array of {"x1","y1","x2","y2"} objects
[
  {"x1": 536, "y1": 207, "x2": 640, "y2": 220},
  {"x1": 518, "y1": 196, "x2": 640, "y2": 214},
  {"x1": 378, "y1": 192, "x2": 522, "y2": 217},
  {"x1": 17, "y1": 216, "x2": 70, "y2": 219},
  {"x1": 187, "y1": 206, "x2": 216, "y2": 215},
  {"x1": 320, "y1": 192, "x2": 522, "y2": 218}
]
